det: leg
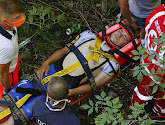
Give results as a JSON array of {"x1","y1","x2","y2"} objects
[{"x1": 131, "y1": 75, "x2": 154, "y2": 105}]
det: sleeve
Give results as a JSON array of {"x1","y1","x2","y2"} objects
[
  {"x1": 0, "y1": 43, "x2": 13, "y2": 64},
  {"x1": 32, "y1": 99, "x2": 37, "y2": 116},
  {"x1": 101, "y1": 60, "x2": 119, "y2": 77}
]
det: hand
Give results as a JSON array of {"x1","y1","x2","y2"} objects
[
  {"x1": 125, "y1": 18, "x2": 137, "y2": 29},
  {"x1": 37, "y1": 61, "x2": 50, "y2": 80}
]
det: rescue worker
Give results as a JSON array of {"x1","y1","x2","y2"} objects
[
  {"x1": 0, "y1": 0, "x2": 25, "y2": 96},
  {"x1": 32, "y1": 76, "x2": 81, "y2": 125},
  {"x1": 0, "y1": 22, "x2": 137, "y2": 124},
  {"x1": 131, "y1": 4, "x2": 165, "y2": 116},
  {"x1": 118, "y1": 0, "x2": 161, "y2": 39}
]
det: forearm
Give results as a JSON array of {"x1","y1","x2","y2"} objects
[
  {"x1": 0, "y1": 71, "x2": 11, "y2": 90},
  {"x1": 44, "y1": 47, "x2": 69, "y2": 65},
  {"x1": 69, "y1": 84, "x2": 92, "y2": 96},
  {"x1": 118, "y1": 0, "x2": 132, "y2": 23}
]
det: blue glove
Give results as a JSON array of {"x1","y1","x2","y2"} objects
[{"x1": 141, "y1": 39, "x2": 145, "y2": 47}]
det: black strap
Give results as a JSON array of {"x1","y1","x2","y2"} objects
[
  {"x1": 106, "y1": 59, "x2": 117, "y2": 75},
  {"x1": 0, "y1": 26, "x2": 16, "y2": 40},
  {"x1": 28, "y1": 74, "x2": 47, "y2": 97},
  {"x1": 16, "y1": 87, "x2": 41, "y2": 96},
  {"x1": 67, "y1": 43, "x2": 97, "y2": 91},
  {"x1": 3, "y1": 94, "x2": 28, "y2": 125},
  {"x1": 102, "y1": 28, "x2": 106, "y2": 40},
  {"x1": 0, "y1": 100, "x2": 15, "y2": 107},
  {"x1": 16, "y1": 74, "x2": 47, "y2": 97}
]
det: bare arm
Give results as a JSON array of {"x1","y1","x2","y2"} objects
[
  {"x1": 37, "y1": 47, "x2": 70, "y2": 80},
  {"x1": 118, "y1": 0, "x2": 137, "y2": 29},
  {"x1": 0, "y1": 62, "x2": 11, "y2": 90},
  {"x1": 69, "y1": 72, "x2": 112, "y2": 96}
]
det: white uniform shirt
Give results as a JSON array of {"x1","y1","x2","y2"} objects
[
  {"x1": 0, "y1": 27, "x2": 18, "y2": 72},
  {"x1": 129, "y1": 0, "x2": 161, "y2": 18}
]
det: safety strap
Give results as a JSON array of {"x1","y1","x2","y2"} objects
[
  {"x1": 89, "y1": 46, "x2": 121, "y2": 77},
  {"x1": 0, "y1": 94, "x2": 31, "y2": 120},
  {"x1": 16, "y1": 74, "x2": 47, "y2": 97},
  {"x1": 0, "y1": 100, "x2": 15, "y2": 107},
  {"x1": 66, "y1": 43, "x2": 97, "y2": 91},
  {"x1": 2, "y1": 94, "x2": 28, "y2": 125},
  {"x1": 0, "y1": 26, "x2": 16, "y2": 40}
]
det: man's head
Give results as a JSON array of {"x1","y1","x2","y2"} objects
[
  {"x1": 102, "y1": 24, "x2": 135, "y2": 52},
  {"x1": 110, "y1": 28, "x2": 131, "y2": 48},
  {"x1": 47, "y1": 76, "x2": 68, "y2": 100},
  {"x1": 0, "y1": 0, "x2": 24, "y2": 27}
]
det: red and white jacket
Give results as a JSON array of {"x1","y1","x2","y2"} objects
[{"x1": 132, "y1": 4, "x2": 165, "y2": 116}]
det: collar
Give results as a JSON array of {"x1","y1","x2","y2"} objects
[{"x1": 0, "y1": 26, "x2": 16, "y2": 40}]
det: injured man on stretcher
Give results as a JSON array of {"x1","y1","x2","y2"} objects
[{"x1": 0, "y1": 22, "x2": 140, "y2": 125}]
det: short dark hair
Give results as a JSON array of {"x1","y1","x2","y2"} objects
[
  {"x1": 0, "y1": 0, "x2": 23, "y2": 15},
  {"x1": 47, "y1": 76, "x2": 68, "y2": 100}
]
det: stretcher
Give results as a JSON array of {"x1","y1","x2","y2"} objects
[{"x1": 0, "y1": 21, "x2": 141, "y2": 124}]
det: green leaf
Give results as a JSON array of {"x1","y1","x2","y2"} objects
[
  {"x1": 101, "y1": 91, "x2": 106, "y2": 98},
  {"x1": 112, "y1": 97, "x2": 119, "y2": 106},
  {"x1": 153, "y1": 75, "x2": 162, "y2": 82},
  {"x1": 146, "y1": 119, "x2": 155, "y2": 124},
  {"x1": 132, "y1": 50, "x2": 139, "y2": 55},
  {"x1": 134, "y1": 102, "x2": 140, "y2": 108},
  {"x1": 138, "y1": 117, "x2": 143, "y2": 121},
  {"x1": 159, "y1": 83, "x2": 165, "y2": 88},
  {"x1": 139, "y1": 48, "x2": 147, "y2": 55},
  {"x1": 95, "y1": 95, "x2": 103, "y2": 100},
  {"x1": 89, "y1": 99, "x2": 94, "y2": 107},
  {"x1": 137, "y1": 72, "x2": 143, "y2": 82},
  {"x1": 152, "y1": 38, "x2": 159, "y2": 43},
  {"x1": 148, "y1": 54, "x2": 155, "y2": 60},
  {"x1": 112, "y1": 121, "x2": 118, "y2": 125},
  {"x1": 113, "y1": 104, "x2": 122, "y2": 109},
  {"x1": 140, "y1": 110, "x2": 145, "y2": 114},
  {"x1": 103, "y1": 96, "x2": 111, "y2": 101},
  {"x1": 162, "y1": 95, "x2": 165, "y2": 99},
  {"x1": 137, "y1": 45, "x2": 143, "y2": 51},
  {"x1": 128, "y1": 115, "x2": 132, "y2": 119},
  {"x1": 133, "y1": 56, "x2": 139, "y2": 60},
  {"x1": 141, "y1": 70, "x2": 148, "y2": 75},
  {"x1": 112, "y1": 108, "x2": 119, "y2": 113},
  {"x1": 141, "y1": 54, "x2": 148, "y2": 59},
  {"x1": 88, "y1": 107, "x2": 93, "y2": 115},
  {"x1": 160, "y1": 47, "x2": 165, "y2": 51},
  {"x1": 133, "y1": 70, "x2": 140, "y2": 77},
  {"x1": 81, "y1": 104, "x2": 91, "y2": 110},
  {"x1": 152, "y1": 85, "x2": 158, "y2": 94},
  {"x1": 28, "y1": 14, "x2": 33, "y2": 23},
  {"x1": 95, "y1": 107, "x2": 98, "y2": 112},
  {"x1": 141, "y1": 120, "x2": 146, "y2": 125},
  {"x1": 116, "y1": 113, "x2": 122, "y2": 118},
  {"x1": 97, "y1": 101, "x2": 102, "y2": 104},
  {"x1": 132, "y1": 66, "x2": 140, "y2": 70},
  {"x1": 106, "y1": 100, "x2": 112, "y2": 107},
  {"x1": 130, "y1": 106, "x2": 137, "y2": 110},
  {"x1": 104, "y1": 107, "x2": 111, "y2": 112},
  {"x1": 151, "y1": 68, "x2": 155, "y2": 74}
]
